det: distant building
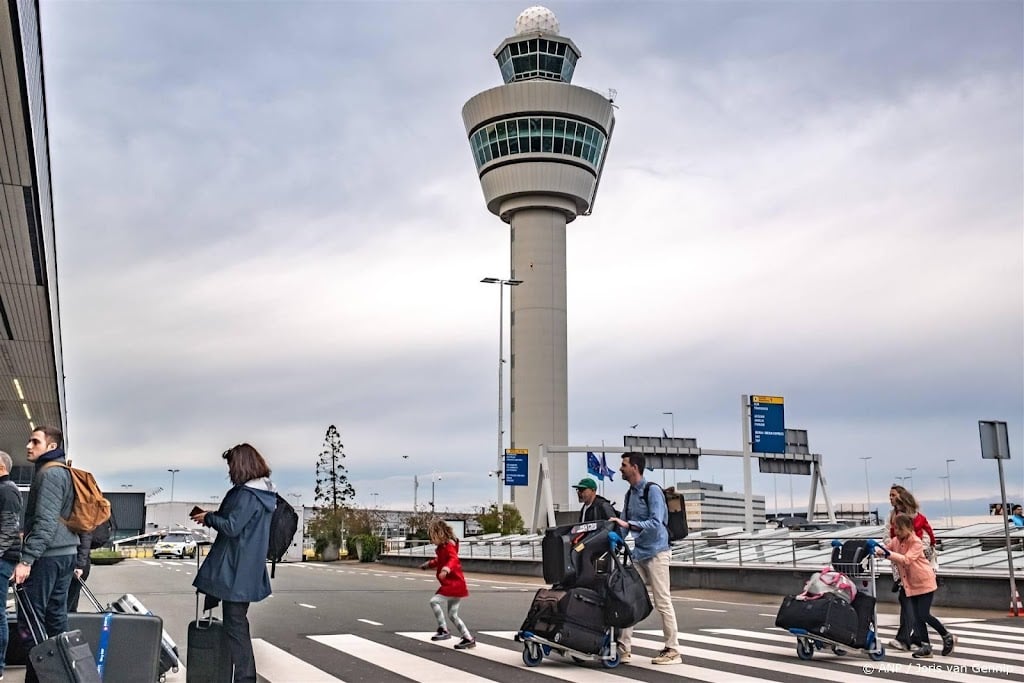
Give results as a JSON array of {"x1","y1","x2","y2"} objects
[{"x1": 677, "y1": 481, "x2": 766, "y2": 531}]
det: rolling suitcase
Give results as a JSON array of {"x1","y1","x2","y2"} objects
[
  {"x1": 550, "y1": 587, "x2": 607, "y2": 653},
  {"x1": 16, "y1": 586, "x2": 102, "y2": 683},
  {"x1": 775, "y1": 593, "x2": 859, "y2": 647},
  {"x1": 187, "y1": 547, "x2": 233, "y2": 682},
  {"x1": 541, "y1": 522, "x2": 615, "y2": 588},
  {"x1": 109, "y1": 592, "x2": 182, "y2": 678},
  {"x1": 72, "y1": 578, "x2": 167, "y2": 682},
  {"x1": 541, "y1": 524, "x2": 577, "y2": 585}
]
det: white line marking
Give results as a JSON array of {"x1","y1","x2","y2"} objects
[
  {"x1": 310, "y1": 634, "x2": 492, "y2": 682},
  {"x1": 692, "y1": 607, "x2": 726, "y2": 613},
  {"x1": 357, "y1": 619, "x2": 382, "y2": 626},
  {"x1": 690, "y1": 629, "x2": 1020, "y2": 682},
  {"x1": 298, "y1": 603, "x2": 317, "y2": 609},
  {"x1": 402, "y1": 631, "x2": 634, "y2": 681},
  {"x1": 252, "y1": 638, "x2": 343, "y2": 682},
  {"x1": 757, "y1": 613, "x2": 776, "y2": 617}
]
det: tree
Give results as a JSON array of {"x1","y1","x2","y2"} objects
[
  {"x1": 314, "y1": 424, "x2": 355, "y2": 512},
  {"x1": 477, "y1": 504, "x2": 524, "y2": 535},
  {"x1": 310, "y1": 425, "x2": 356, "y2": 551}
]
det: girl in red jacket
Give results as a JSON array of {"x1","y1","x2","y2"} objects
[{"x1": 419, "y1": 519, "x2": 475, "y2": 649}]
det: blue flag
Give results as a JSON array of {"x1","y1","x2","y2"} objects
[
  {"x1": 586, "y1": 451, "x2": 602, "y2": 480},
  {"x1": 600, "y1": 452, "x2": 615, "y2": 481}
]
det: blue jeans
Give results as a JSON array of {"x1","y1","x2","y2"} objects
[
  {"x1": 17, "y1": 554, "x2": 75, "y2": 644},
  {"x1": 223, "y1": 601, "x2": 256, "y2": 683},
  {"x1": 0, "y1": 558, "x2": 15, "y2": 673}
]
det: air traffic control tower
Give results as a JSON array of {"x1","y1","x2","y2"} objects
[{"x1": 462, "y1": 7, "x2": 614, "y2": 526}]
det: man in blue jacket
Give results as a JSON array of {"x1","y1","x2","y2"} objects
[
  {"x1": 15, "y1": 426, "x2": 77, "y2": 681},
  {"x1": 608, "y1": 453, "x2": 681, "y2": 665}
]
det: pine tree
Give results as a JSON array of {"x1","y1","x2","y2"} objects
[{"x1": 314, "y1": 424, "x2": 355, "y2": 513}]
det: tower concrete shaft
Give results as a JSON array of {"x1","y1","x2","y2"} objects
[{"x1": 463, "y1": 7, "x2": 614, "y2": 528}]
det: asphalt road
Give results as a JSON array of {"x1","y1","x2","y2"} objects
[{"x1": 3, "y1": 558, "x2": 1020, "y2": 682}]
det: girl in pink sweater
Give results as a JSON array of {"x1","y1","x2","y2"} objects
[{"x1": 877, "y1": 513, "x2": 939, "y2": 658}]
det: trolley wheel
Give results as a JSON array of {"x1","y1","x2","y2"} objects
[
  {"x1": 868, "y1": 645, "x2": 886, "y2": 661},
  {"x1": 796, "y1": 639, "x2": 814, "y2": 660},
  {"x1": 523, "y1": 643, "x2": 544, "y2": 667},
  {"x1": 601, "y1": 642, "x2": 621, "y2": 669}
]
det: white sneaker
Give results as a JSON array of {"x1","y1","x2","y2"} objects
[
  {"x1": 652, "y1": 648, "x2": 681, "y2": 665},
  {"x1": 888, "y1": 639, "x2": 909, "y2": 651},
  {"x1": 616, "y1": 643, "x2": 631, "y2": 663}
]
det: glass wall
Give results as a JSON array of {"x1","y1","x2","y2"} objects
[
  {"x1": 496, "y1": 38, "x2": 578, "y2": 84},
  {"x1": 469, "y1": 116, "x2": 607, "y2": 170}
]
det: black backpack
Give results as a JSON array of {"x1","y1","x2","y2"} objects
[
  {"x1": 267, "y1": 494, "x2": 299, "y2": 578},
  {"x1": 90, "y1": 513, "x2": 117, "y2": 549},
  {"x1": 623, "y1": 482, "x2": 688, "y2": 542}
]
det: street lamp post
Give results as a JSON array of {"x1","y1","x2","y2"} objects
[
  {"x1": 661, "y1": 411, "x2": 674, "y2": 487},
  {"x1": 167, "y1": 469, "x2": 180, "y2": 503},
  {"x1": 860, "y1": 456, "x2": 872, "y2": 524},
  {"x1": 371, "y1": 492, "x2": 379, "y2": 509},
  {"x1": 481, "y1": 277, "x2": 522, "y2": 522},
  {"x1": 430, "y1": 474, "x2": 441, "y2": 513},
  {"x1": 945, "y1": 459, "x2": 956, "y2": 527},
  {"x1": 905, "y1": 467, "x2": 917, "y2": 493}
]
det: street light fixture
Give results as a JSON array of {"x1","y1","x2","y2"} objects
[
  {"x1": 481, "y1": 276, "x2": 522, "y2": 522},
  {"x1": 167, "y1": 469, "x2": 180, "y2": 503},
  {"x1": 661, "y1": 411, "x2": 674, "y2": 487},
  {"x1": 859, "y1": 456, "x2": 872, "y2": 524},
  {"x1": 430, "y1": 474, "x2": 442, "y2": 513},
  {"x1": 944, "y1": 459, "x2": 956, "y2": 526}
]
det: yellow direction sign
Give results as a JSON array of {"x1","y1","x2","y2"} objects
[{"x1": 504, "y1": 448, "x2": 528, "y2": 455}]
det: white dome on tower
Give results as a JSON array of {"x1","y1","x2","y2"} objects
[{"x1": 514, "y1": 6, "x2": 560, "y2": 35}]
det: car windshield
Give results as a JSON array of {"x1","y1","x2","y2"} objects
[{"x1": 162, "y1": 534, "x2": 191, "y2": 543}]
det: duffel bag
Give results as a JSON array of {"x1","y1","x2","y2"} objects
[
  {"x1": 775, "y1": 593, "x2": 859, "y2": 647},
  {"x1": 603, "y1": 546, "x2": 653, "y2": 628}
]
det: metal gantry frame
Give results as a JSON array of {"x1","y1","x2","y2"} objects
[{"x1": 527, "y1": 443, "x2": 834, "y2": 533}]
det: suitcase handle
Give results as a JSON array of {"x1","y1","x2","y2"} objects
[
  {"x1": 14, "y1": 584, "x2": 48, "y2": 646},
  {"x1": 75, "y1": 574, "x2": 107, "y2": 612}
]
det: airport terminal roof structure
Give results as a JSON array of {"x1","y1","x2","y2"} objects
[{"x1": 0, "y1": 1, "x2": 64, "y2": 478}]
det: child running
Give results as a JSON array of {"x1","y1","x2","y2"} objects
[{"x1": 419, "y1": 519, "x2": 475, "y2": 649}]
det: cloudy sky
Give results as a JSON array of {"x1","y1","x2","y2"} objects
[{"x1": 38, "y1": 1, "x2": 1022, "y2": 520}]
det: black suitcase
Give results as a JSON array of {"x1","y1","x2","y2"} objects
[
  {"x1": 550, "y1": 587, "x2": 607, "y2": 654},
  {"x1": 16, "y1": 586, "x2": 101, "y2": 683},
  {"x1": 775, "y1": 593, "x2": 859, "y2": 647},
  {"x1": 542, "y1": 524, "x2": 577, "y2": 585},
  {"x1": 68, "y1": 612, "x2": 162, "y2": 683},
  {"x1": 542, "y1": 522, "x2": 615, "y2": 588},
  {"x1": 186, "y1": 615, "x2": 233, "y2": 682},
  {"x1": 850, "y1": 592, "x2": 877, "y2": 648},
  {"x1": 520, "y1": 588, "x2": 568, "y2": 638},
  {"x1": 29, "y1": 630, "x2": 102, "y2": 683},
  {"x1": 72, "y1": 577, "x2": 170, "y2": 681}
]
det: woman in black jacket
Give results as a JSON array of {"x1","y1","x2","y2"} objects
[{"x1": 191, "y1": 444, "x2": 277, "y2": 683}]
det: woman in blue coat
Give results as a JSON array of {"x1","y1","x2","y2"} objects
[{"x1": 192, "y1": 443, "x2": 277, "y2": 683}]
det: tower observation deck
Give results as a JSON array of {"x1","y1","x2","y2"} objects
[{"x1": 462, "y1": 7, "x2": 615, "y2": 527}]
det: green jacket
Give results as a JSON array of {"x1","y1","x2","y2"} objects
[{"x1": 22, "y1": 455, "x2": 78, "y2": 563}]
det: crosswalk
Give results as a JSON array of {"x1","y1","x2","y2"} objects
[{"x1": 221, "y1": 618, "x2": 1024, "y2": 682}]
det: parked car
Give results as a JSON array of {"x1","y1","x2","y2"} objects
[{"x1": 153, "y1": 532, "x2": 198, "y2": 559}]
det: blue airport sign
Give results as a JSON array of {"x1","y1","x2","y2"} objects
[
  {"x1": 751, "y1": 395, "x2": 785, "y2": 454},
  {"x1": 504, "y1": 453, "x2": 528, "y2": 486}
]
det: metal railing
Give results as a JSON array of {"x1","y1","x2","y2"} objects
[{"x1": 384, "y1": 524, "x2": 1023, "y2": 576}]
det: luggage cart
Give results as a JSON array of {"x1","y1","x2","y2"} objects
[
  {"x1": 516, "y1": 522, "x2": 625, "y2": 669},
  {"x1": 787, "y1": 539, "x2": 886, "y2": 661}
]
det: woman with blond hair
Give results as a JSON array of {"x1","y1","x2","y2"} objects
[
  {"x1": 419, "y1": 519, "x2": 475, "y2": 649},
  {"x1": 886, "y1": 485, "x2": 955, "y2": 656}
]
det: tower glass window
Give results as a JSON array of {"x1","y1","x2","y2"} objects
[
  {"x1": 469, "y1": 116, "x2": 607, "y2": 170},
  {"x1": 496, "y1": 38, "x2": 579, "y2": 84}
]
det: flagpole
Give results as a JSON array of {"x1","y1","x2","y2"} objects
[{"x1": 601, "y1": 440, "x2": 606, "y2": 498}]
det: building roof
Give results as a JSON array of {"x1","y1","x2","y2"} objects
[{"x1": 0, "y1": 2, "x2": 64, "y2": 477}]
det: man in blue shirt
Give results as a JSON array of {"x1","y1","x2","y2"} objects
[{"x1": 608, "y1": 453, "x2": 681, "y2": 665}]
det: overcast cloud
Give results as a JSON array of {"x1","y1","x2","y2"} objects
[{"x1": 39, "y1": 0, "x2": 1022, "y2": 519}]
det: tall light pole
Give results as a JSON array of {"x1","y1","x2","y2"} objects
[
  {"x1": 945, "y1": 459, "x2": 956, "y2": 526},
  {"x1": 481, "y1": 277, "x2": 522, "y2": 522},
  {"x1": 661, "y1": 411, "x2": 674, "y2": 487},
  {"x1": 371, "y1": 492, "x2": 379, "y2": 509},
  {"x1": 939, "y1": 476, "x2": 950, "y2": 527},
  {"x1": 860, "y1": 456, "x2": 872, "y2": 524},
  {"x1": 167, "y1": 469, "x2": 180, "y2": 503},
  {"x1": 430, "y1": 474, "x2": 441, "y2": 513},
  {"x1": 906, "y1": 467, "x2": 917, "y2": 493}
]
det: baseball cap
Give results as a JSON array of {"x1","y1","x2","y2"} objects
[{"x1": 572, "y1": 477, "x2": 598, "y2": 490}]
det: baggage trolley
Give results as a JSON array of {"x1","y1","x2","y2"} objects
[
  {"x1": 516, "y1": 521, "x2": 625, "y2": 669},
  {"x1": 787, "y1": 538, "x2": 886, "y2": 661}
]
